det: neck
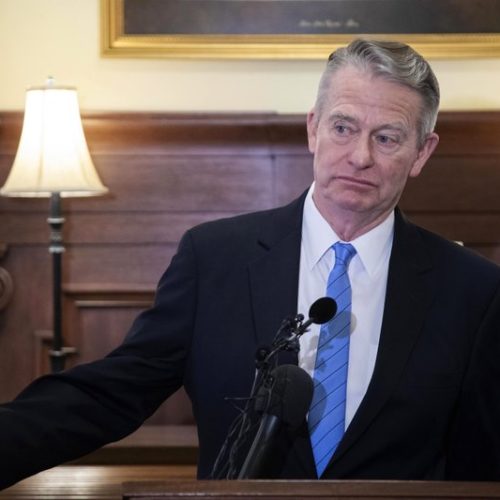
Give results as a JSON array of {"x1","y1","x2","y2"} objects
[{"x1": 312, "y1": 195, "x2": 392, "y2": 241}]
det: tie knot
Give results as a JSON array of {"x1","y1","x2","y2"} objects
[{"x1": 333, "y1": 242, "x2": 356, "y2": 266}]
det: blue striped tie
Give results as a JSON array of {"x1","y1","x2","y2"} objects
[{"x1": 309, "y1": 242, "x2": 356, "y2": 477}]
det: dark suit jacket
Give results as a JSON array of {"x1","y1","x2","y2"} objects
[{"x1": 1, "y1": 192, "x2": 500, "y2": 488}]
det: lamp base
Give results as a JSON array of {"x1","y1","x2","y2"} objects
[{"x1": 49, "y1": 346, "x2": 78, "y2": 373}]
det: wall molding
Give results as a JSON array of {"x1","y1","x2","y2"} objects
[{"x1": 0, "y1": 244, "x2": 13, "y2": 311}]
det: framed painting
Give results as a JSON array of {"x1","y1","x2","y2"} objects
[{"x1": 101, "y1": 0, "x2": 500, "y2": 59}]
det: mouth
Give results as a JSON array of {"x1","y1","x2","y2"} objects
[{"x1": 335, "y1": 176, "x2": 376, "y2": 188}]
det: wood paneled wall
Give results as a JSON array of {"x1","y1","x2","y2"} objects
[{"x1": 0, "y1": 111, "x2": 499, "y2": 425}]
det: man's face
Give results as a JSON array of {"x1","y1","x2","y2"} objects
[{"x1": 308, "y1": 65, "x2": 439, "y2": 228}]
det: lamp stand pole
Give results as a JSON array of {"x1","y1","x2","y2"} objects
[{"x1": 48, "y1": 192, "x2": 67, "y2": 373}]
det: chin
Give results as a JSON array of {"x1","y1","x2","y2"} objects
[
  {"x1": 332, "y1": 193, "x2": 374, "y2": 212},
  {"x1": 316, "y1": 186, "x2": 375, "y2": 212}
]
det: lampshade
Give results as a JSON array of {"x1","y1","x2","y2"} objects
[{"x1": 1, "y1": 81, "x2": 108, "y2": 198}]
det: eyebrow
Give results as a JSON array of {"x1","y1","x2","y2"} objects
[{"x1": 329, "y1": 113, "x2": 357, "y2": 124}]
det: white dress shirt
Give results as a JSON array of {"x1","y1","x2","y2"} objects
[{"x1": 298, "y1": 185, "x2": 394, "y2": 427}]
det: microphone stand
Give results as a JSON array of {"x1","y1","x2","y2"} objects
[
  {"x1": 210, "y1": 297, "x2": 336, "y2": 479},
  {"x1": 212, "y1": 313, "x2": 310, "y2": 479}
]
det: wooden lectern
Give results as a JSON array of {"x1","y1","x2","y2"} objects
[{"x1": 123, "y1": 479, "x2": 500, "y2": 499}]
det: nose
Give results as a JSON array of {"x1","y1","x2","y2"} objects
[{"x1": 348, "y1": 134, "x2": 374, "y2": 169}]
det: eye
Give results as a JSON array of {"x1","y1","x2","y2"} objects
[
  {"x1": 375, "y1": 134, "x2": 399, "y2": 147},
  {"x1": 377, "y1": 135, "x2": 391, "y2": 144},
  {"x1": 333, "y1": 124, "x2": 353, "y2": 137}
]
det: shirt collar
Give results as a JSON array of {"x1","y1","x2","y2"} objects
[{"x1": 302, "y1": 184, "x2": 394, "y2": 278}]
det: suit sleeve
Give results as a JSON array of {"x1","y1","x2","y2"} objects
[
  {"x1": 0, "y1": 230, "x2": 198, "y2": 489},
  {"x1": 445, "y1": 281, "x2": 500, "y2": 480}
]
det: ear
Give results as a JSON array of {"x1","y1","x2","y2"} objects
[
  {"x1": 306, "y1": 109, "x2": 318, "y2": 154},
  {"x1": 409, "y1": 132, "x2": 440, "y2": 178}
]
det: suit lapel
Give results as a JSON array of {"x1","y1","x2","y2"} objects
[
  {"x1": 247, "y1": 193, "x2": 305, "y2": 353},
  {"x1": 247, "y1": 192, "x2": 318, "y2": 477},
  {"x1": 328, "y1": 209, "x2": 437, "y2": 470}
]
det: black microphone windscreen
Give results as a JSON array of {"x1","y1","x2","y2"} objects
[
  {"x1": 309, "y1": 297, "x2": 337, "y2": 325},
  {"x1": 255, "y1": 364, "x2": 313, "y2": 430}
]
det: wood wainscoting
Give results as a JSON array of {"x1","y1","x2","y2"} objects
[{"x1": 0, "y1": 111, "x2": 499, "y2": 435}]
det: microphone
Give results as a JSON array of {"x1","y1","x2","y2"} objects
[
  {"x1": 254, "y1": 297, "x2": 337, "y2": 375},
  {"x1": 310, "y1": 296, "x2": 337, "y2": 324},
  {"x1": 268, "y1": 297, "x2": 337, "y2": 356},
  {"x1": 237, "y1": 364, "x2": 313, "y2": 479},
  {"x1": 295, "y1": 296, "x2": 337, "y2": 336}
]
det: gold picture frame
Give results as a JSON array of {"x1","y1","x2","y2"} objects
[{"x1": 101, "y1": 0, "x2": 500, "y2": 60}]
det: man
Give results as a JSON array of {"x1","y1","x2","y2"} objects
[{"x1": 1, "y1": 39, "x2": 499, "y2": 488}]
